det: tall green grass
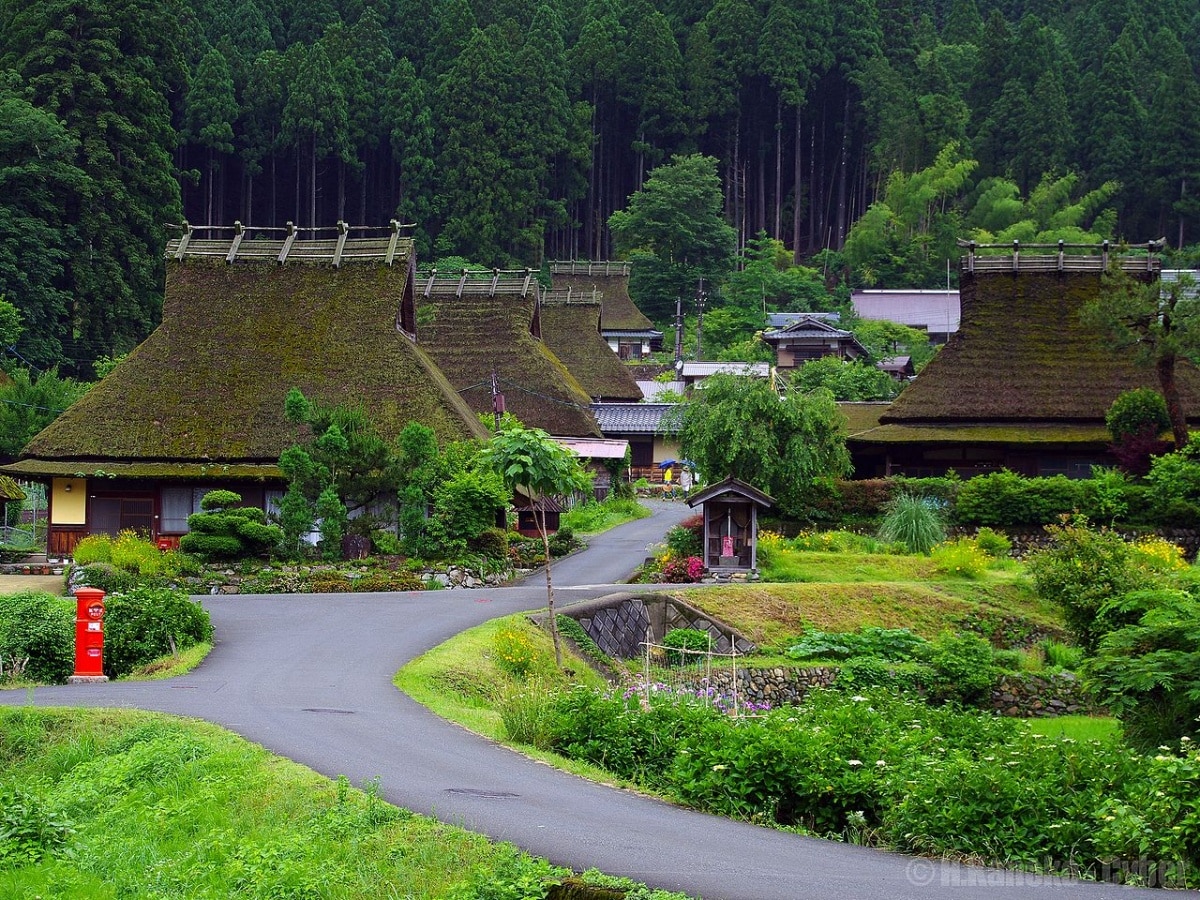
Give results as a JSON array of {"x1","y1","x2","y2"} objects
[
  {"x1": 0, "y1": 707, "x2": 687, "y2": 898},
  {"x1": 560, "y1": 497, "x2": 650, "y2": 535}
]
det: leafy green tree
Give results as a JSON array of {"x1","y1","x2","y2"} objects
[
  {"x1": 0, "y1": 297, "x2": 20, "y2": 356},
  {"x1": 791, "y1": 356, "x2": 900, "y2": 401},
  {"x1": 675, "y1": 374, "x2": 851, "y2": 517},
  {"x1": 843, "y1": 143, "x2": 976, "y2": 287},
  {"x1": 966, "y1": 172, "x2": 1119, "y2": 245},
  {"x1": 1144, "y1": 28, "x2": 1200, "y2": 249},
  {"x1": 0, "y1": 368, "x2": 91, "y2": 460},
  {"x1": 852, "y1": 319, "x2": 935, "y2": 369},
  {"x1": 1084, "y1": 588, "x2": 1200, "y2": 749},
  {"x1": 479, "y1": 423, "x2": 591, "y2": 667},
  {"x1": 239, "y1": 51, "x2": 286, "y2": 225},
  {"x1": 609, "y1": 154, "x2": 736, "y2": 320},
  {"x1": 278, "y1": 389, "x2": 404, "y2": 559},
  {"x1": 723, "y1": 233, "x2": 836, "y2": 316},
  {"x1": 1082, "y1": 271, "x2": 1200, "y2": 449},
  {"x1": 385, "y1": 59, "x2": 436, "y2": 257}
]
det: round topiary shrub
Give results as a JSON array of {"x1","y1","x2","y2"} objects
[
  {"x1": 1106, "y1": 388, "x2": 1170, "y2": 441},
  {"x1": 0, "y1": 591, "x2": 74, "y2": 684}
]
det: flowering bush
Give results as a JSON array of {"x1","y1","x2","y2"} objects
[
  {"x1": 930, "y1": 536, "x2": 989, "y2": 578},
  {"x1": 1129, "y1": 535, "x2": 1188, "y2": 572},
  {"x1": 658, "y1": 554, "x2": 704, "y2": 583},
  {"x1": 492, "y1": 627, "x2": 538, "y2": 678}
]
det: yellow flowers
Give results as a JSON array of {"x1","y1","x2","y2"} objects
[{"x1": 492, "y1": 628, "x2": 538, "y2": 678}]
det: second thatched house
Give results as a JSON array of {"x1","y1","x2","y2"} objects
[
  {"x1": 2, "y1": 225, "x2": 488, "y2": 555},
  {"x1": 549, "y1": 261, "x2": 663, "y2": 359},
  {"x1": 416, "y1": 270, "x2": 601, "y2": 436},
  {"x1": 849, "y1": 245, "x2": 1200, "y2": 477},
  {"x1": 538, "y1": 292, "x2": 643, "y2": 402}
]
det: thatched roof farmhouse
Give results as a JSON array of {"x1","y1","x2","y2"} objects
[
  {"x1": 849, "y1": 246, "x2": 1200, "y2": 477},
  {"x1": 538, "y1": 293, "x2": 643, "y2": 402}
]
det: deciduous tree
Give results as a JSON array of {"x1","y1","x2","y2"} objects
[{"x1": 479, "y1": 423, "x2": 591, "y2": 667}]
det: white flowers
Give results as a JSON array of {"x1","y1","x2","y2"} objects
[
  {"x1": 711, "y1": 764, "x2": 727, "y2": 771},
  {"x1": 847, "y1": 759, "x2": 863, "y2": 767}
]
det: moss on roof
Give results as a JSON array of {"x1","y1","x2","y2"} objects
[
  {"x1": 837, "y1": 402, "x2": 891, "y2": 436},
  {"x1": 21, "y1": 253, "x2": 488, "y2": 465},
  {"x1": 1, "y1": 460, "x2": 283, "y2": 479},
  {"x1": 539, "y1": 301, "x2": 642, "y2": 401},
  {"x1": 0, "y1": 474, "x2": 25, "y2": 501},
  {"x1": 881, "y1": 271, "x2": 1200, "y2": 425},
  {"x1": 417, "y1": 289, "x2": 601, "y2": 436},
  {"x1": 550, "y1": 272, "x2": 656, "y2": 332},
  {"x1": 848, "y1": 422, "x2": 1113, "y2": 445}
]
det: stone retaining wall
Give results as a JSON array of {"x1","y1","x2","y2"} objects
[
  {"x1": 563, "y1": 592, "x2": 756, "y2": 659},
  {"x1": 676, "y1": 666, "x2": 1093, "y2": 718}
]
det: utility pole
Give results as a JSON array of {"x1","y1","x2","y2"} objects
[
  {"x1": 695, "y1": 277, "x2": 706, "y2": 361},
  {"x1": 673, "y1": 296, "x2": 684, "y2": 378},
  {"x1": 490, "y1": 369, "x2": 505, "y2": 432}
]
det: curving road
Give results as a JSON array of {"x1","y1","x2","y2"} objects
[{"x1": 1, "y1": 502, "x2": 1171, "y2": 899}]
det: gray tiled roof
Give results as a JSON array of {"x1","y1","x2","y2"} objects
[{"x1": 591, "y1": 402, "x2": 679, "y2": 433}]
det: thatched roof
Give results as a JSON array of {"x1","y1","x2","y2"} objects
[
  {"x1": 417, "y1": 273, "x2": 600, "y2": 436},
  {"x1": 538, "y1": 298, "x2": 642, "y2": 401},
  {"x1": 13, "y1": 248, "x2": 488, "y2": 475},
  {"x1": 878, "y1": 270, "x2": 1200, "y2": 428},
  {"x1": 0, "y1": 475, "x2": 25, "y2": 502},
  {"x1": 548, "y1": 261, "x2": 659, "y2": 333}
]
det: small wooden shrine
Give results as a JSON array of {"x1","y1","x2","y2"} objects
[{"x1": 686, "y1": 477, "x2": 774, "y2": 572}]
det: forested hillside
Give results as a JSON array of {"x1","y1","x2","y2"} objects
[{"x1": 1, "y1": 0, "x2": 1198, "y2": 374}]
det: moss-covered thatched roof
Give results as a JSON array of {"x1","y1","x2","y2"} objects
[
  {"x1": 418, "y1": 279, "x2": 600, "y2": 436},
  {"x1": 539, "y1": 300, "x2": 642, "y2": 401},
  {"x1": 16, "y1": 252, "x2": 487, "y2": 470},
  {"x1": 0, "y1": 474, "x2": 25, "y2": 501},
  {"x1": 879, "y1": 270, "x2": 1200, "y2": 426},
  {"x1": 549, "y1": 265, "x2": 656, "y2": 332}
]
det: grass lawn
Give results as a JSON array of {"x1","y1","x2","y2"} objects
[
  {"x1": 669, "y1": 551, "x2": 1060, "y2": 651},
  {"x1": 1025, "y1": 714, "x2": 1122, "y2": 743},
  {"x1": 0, "y1": 708, "x2": 525, "y2": 898},
  {"x1": 0, "y1": 706, "x2": 694, "y2": 899}
]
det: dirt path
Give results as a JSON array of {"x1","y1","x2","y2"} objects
[{"x1": 0, "y1": 574, "x2": 67, "y2": 595}]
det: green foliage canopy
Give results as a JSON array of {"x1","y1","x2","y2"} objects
[{"x1": 676, "y1": 374, "x2": 850, "y2": 517}]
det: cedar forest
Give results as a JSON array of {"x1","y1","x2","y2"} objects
[{"x1": 1, "y1": 0, "x2": 1199, "y2": 378}]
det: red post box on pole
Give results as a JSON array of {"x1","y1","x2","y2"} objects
[{"x1": 68, "y1": 586, "x2": 109, "y2": 684}]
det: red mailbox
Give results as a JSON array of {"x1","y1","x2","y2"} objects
[{"x1": 71, "y1": 586, "x2": 109, "y2": 682}]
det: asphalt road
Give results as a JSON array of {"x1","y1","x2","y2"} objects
[{"x1": 0, "y1": 501, "x2": 1176, "y2": 899}]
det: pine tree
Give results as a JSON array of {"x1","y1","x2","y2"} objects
[{"x1": 281, "y1": 42, "x2": 349, "y2": 227}]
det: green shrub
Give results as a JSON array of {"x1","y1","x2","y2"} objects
[
  {"x1": 786, "y1": 626, "x2": 927, "y2": 662},
  {"x1": 1083, "y1": 589, "x2": 1200, "y2": 750},
  {"x1": 954, "y1": 470, "x2": 1088, "y2": 527},
  {"x1": 1094, "y1": 735, "x2": 1200, "y2": 875},
  {"x1": 103, "y1": 585, "x2": 213, "y2": 678},
  {"x1": 469, "y1": 527, "x2": 509, "y2": 560},
  {"x1": 0, "y1": 591, "x2": 73, "y2": 683},
  {"x1": 0, "y1": 784, "x2": 73, "y2": 866},
  {"x1": 370, "y1": 530, "x2": 402, "y2": 556},
  {"x1": 70, "y1": 534, "x2": 113, "y2": 565},
  {"x1": 180, "y1": 491, "x2": 283, "y2": 560},
  {"x1": 664, "y1": 518, "x2": 704, "y2": 558},
  {"x1": 661, "y1": 628, "x2": 711, "y2": 665},
  {"x1": 930, "y1": 537, "x2": 989, "y2": 578},
  {"x1": 110, "y1": 531, "x2": 162, "y2": 574},
  {"x1": 1106, "y1": 388, "x2": 1170, "y2": 441},
  {"x1": 972, "y1": 527, "x2": 1012, "y2": 558},
  {"x1": 71, "y1": 562, "x2": 139, "y2": 595},
  {"x1": 877, "y1": 493, "x2": 946, "y2": 554},
  {"x1": 446, "y1": 850, "x2": 565, "y2": 900},
  {"x1": 308, "y1": 574, "x2": 353, "y2": 593},
  {"x1": 1027, "y1": 518, "x2": 1161, "y2": 653},
  {"x1": 547, "y1": 526, "x2": 578, "y2": 557},
  {"x1": 927, "y1": 632, "x2": 999, "y2": 704}
]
